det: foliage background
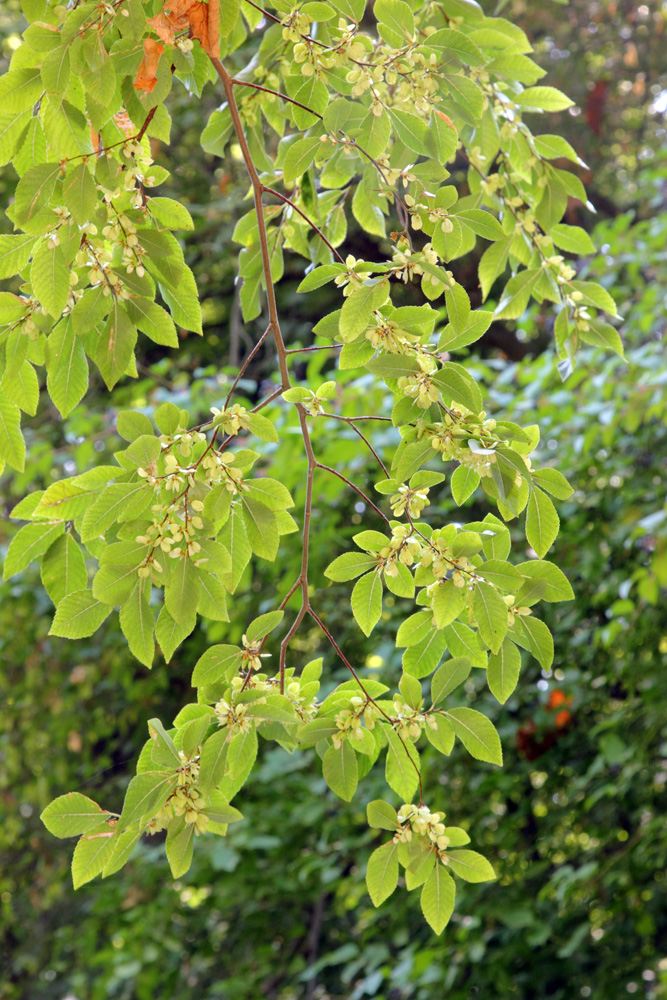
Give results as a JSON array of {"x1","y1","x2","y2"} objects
[{"x1": 1, "y1": 0, "x2": 666, "y2": 997}]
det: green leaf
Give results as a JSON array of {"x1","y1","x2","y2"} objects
[
  {"x1": 457, "y1": 209, "x2": 505, "y2": 241},
  {"x1": 165, "y1": 557, "x2": 200, "y2": 625},
  {"x1": 72, "y1": 822, "x2": 116, "y2": 889},
  {"x1": 245, "y1": 609, "x2": 284, "y2": 643},
  {"x1": 366, "y1": 354, "x2": 420, "y2": 379},
  {"x1": 148, "y1": 196, "x2": 194, "y2": 231},
  {"x1": 156, "y1": 606, "x2": 196, "y2": 663},
  {"x1": 322, "y1": 740, "x2": 358, "y2": 801},
  {"x1": 389, "y1": 108, "x2": 430, "y2": 156},
  {"x1": 530, "y1": 468, "x2": 573, "y2": 501},
  {"x1": 431, "y1": 579, "x2": 466, "y2": 629},
  {"x1": 325, "y1": 551, "x2": 377, "y2": 582},
  {"x1": 385, "y1": 728, "x2": 420, "y2": 800},
  {"x1": 198, "y1": 730, "x2": 229, "y2": 795},
  {"x1": 495, "y1": 269, "x2": 540, "y2": 320},
  {"x1": 475, "y1": 559, "x2": 522, "y2": 591},
  {"x1": 63, "y1": 162, "x2": 97, "y2": 225},
  {"x1": 117, "y1": 772, "x2": 179, "y2": 832},
  {"x1": 14, "y1": 162, "x2": 61, "y2": 227},
  {"x1": 0, "y1": 392, "x2": 26, "y2": 471},
  {"x1": 487, "y1": 639, "x2": 521, "y2": 704},
  {"x1": 197, "y1": 573, "x2": 229, "y2": 622},
  {"x1": 165, "y1": 818, "x2": 194, "y2": 878},
  {"x1": 431, "y1": 656, "x2": 471, "y2": 705},
  {"x1": 120, "y1": 581, "x2": 155, "y2": 667},
  {"x1": 526, "y1": 486, "x2": 560, "y2": 558},
  {"x1": 50, "y1": 589, "x2": 112, "y2": 638},
  {"x1": 366, "y1": 800, "x2": 399, "y2": 831},
  {"x1": 451, "y1": 465, "x2": 480, "y2": 505},
  {"x1": 366, "y1": 841, "x2": 399, "y2": 906},
  {"x1": 241, "y1": 496, "x2": 279, "y2": 560},
  {"x1": 96, "y1": 302, "x2": 137, "y2": 389},
  {"x1": 41, "y1": 533, "x2": 88, "y2": 604},
  {"x1": 375, "y1": 0, "x2": 414, "y2": 46},
  {"x1": 124, "y1": 298, "x2": 178, "y2": 348},
  {"x1": 516, "y1": 560, "x2": 574, "y2": 603},
  {"x1": 446, "y1": 707, "x2": 503, "y2": 765},
  {"x1": 351, "y1": 571, "x2": 383, "y2": 636},
  {"x1": 514, "y1": 86, "x2": 574, "y2": 112},
  {"x1": 45, "y1": 317, "x2": 88, "y2": 417},
  {"x1": 0, "y1": 233, "x2": 36, "y2": 279},
  {"x1": 147, "y1": 718, "x2": 181, "y2": 768},
  {"x1": 420, "y1": 864, "x2": 455, "y2": 935},
  {"x1": 425, "y1": 714, "x2": 455, "y2": 755},
  {"x1": 4, "y1": 521, "x2": 64, "y2": 580},
  {"x1": 432, "y1": 362, "x2": 483, "y2": 412},
  {"x1": 509, "y1": 615, "x2": 553, "y2": 672},
  {"x1": 283, "y1": 136, "x2": 322, "y2": 185},
  {"x1": 244, "y1": 479, "x2": 294, "y2": 511},
  {"x1": 550, "y1": 223, "x2": 595, "y2": 256},
  {"x1": 191, "y1": 644, "x2": 241, "y2": 686},
  {"x1": 446, "y1": 849, "x2": 496, "y2": 883},
  {"x1": 41, "y1": 793, "x2": 110, "y2": 838},
  {"x1": 81, "y1": 482, "x2": 152, "y2": 542},
  {"x1": 473, "y1": 581, "x2": 508, "y2": 654}
]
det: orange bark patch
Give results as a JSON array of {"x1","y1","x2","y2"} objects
[{"x1": 134, "y1": 38, "x2": 165, "y2": 93}]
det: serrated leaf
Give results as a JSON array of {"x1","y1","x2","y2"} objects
[
  {"x1": 487, "y1": 639, "x2": 521, "y2": 704},
  {"x1": 165, "y1": 556, "x2": 200, "y2": 625},
  {"x1": 526, "y1": 486, "x2": 560, "y2": 558},
  {"x1": 245, "y1": 609, "x2": 284, "y2": 643},
  {"x1": 191, "y1": 644, "x2": 241, "y2": 686},
  {"x1": 41, "y1": 533, "x2": 87, "y2": 604},
  {"x1": 446, "y1": 849, "x2": 496, "y2": 883},
  {"x1": 322, "y1": 740, "x2": 358, "y2": 801},
  {"x1": 473, "y1": 581, "x2": 508, "y2": 654},
  {"x1": 50, "y1": 589, "x2": 112, "y2": 638},
  {"x1": 72, "y1": 822, "x2": 116, "y2": 889},
  {"x1": 420, "y1": 864, "x2": 455, "y2": 935},
  {"x1": 451, "y1": 465, "x2": 480, "y2": 505},
  {"x1": 155, "y1": 606, "x2": 196, "y2": 663},
  {"x1": 366, "y1": 841, "x2": 399, "y2": 906},
  {"x1": 165, "y1": 818, "x2": 194, "y2": 878},
  {"x1": 385, "y1": 728, "x2": 420, "y2": 800},
  {"x1": 120, "y1": 581, "x2": 154, "y2": 667},
  {"x1": 118, "y1": 772, "x2": 179, "y2": 833},
  {"x1": 325, "y1": 551, "x2": 377, "y2": 582},
  {"x1": 351, "y1": 571, "x2": 383, "y2": 636},
  {"x1": 4, "y1": 521, "x2": 64, "y2": 580},
  {"x1": 431, "y1": 656, "x2": 471, "y2": 705},
  {"x1": 446, "y1": 707, "x2": 502, "y2": 765},
  {"x1": 46, "y1": 317, "x2": 88, "y2": 417},
  {"x1": 366, "y1": 799, "x2": 399, "y2": 831},
  {"x1": 431, "y1": 579, "x2": 466, "y2": 629},
  {"x1": 514, "y1": 86, "x2": 574, "y2": 112},
  {"x1": 0, "y1": 393, "x2": 26, "y2": 472},
  {"x1": 41, "y1": 793, "x2": 110, "y2": 838}
]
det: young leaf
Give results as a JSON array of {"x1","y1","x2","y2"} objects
[
  {"x1": 420, "y1": 864, "x2": 455, "y2": 935},
  {"x1": 526, "y1": 486, "x2": 560, "y2": 558},
  {"x1": 41, "y1": 793, "x2": 110, "y2": 839},
  {"x1": 322, "y1": 740, "x2": 358, "y2": 801},
  {"x1": 446, "y1": 707, "x2": 503, "y2": 765},
  {"x1": 487, "y1": 639, "x2": 521, "y2": 704},
  {"x1": 446, "y1": 849, "x2": 496, "y2": 883},
  {"x1": 351, "y1": 571, "x2": 383, "y2": 636},
  {"x1": 366, "y1": 841, "x2": 400, "y2": 906}
]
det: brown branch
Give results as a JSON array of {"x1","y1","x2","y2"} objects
[
  {"x1": 232, "y1": 78, "x2": 323, "y2": 119},
  {"x1": 224, "y1": 323, "x2": 272, "y2": 407},
  {"x1": 315, "y1": 462, "x2": 391, "y2": 525},
  {"x1": 262, "y1": 186, "x2": 346, "y2": 264}
]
